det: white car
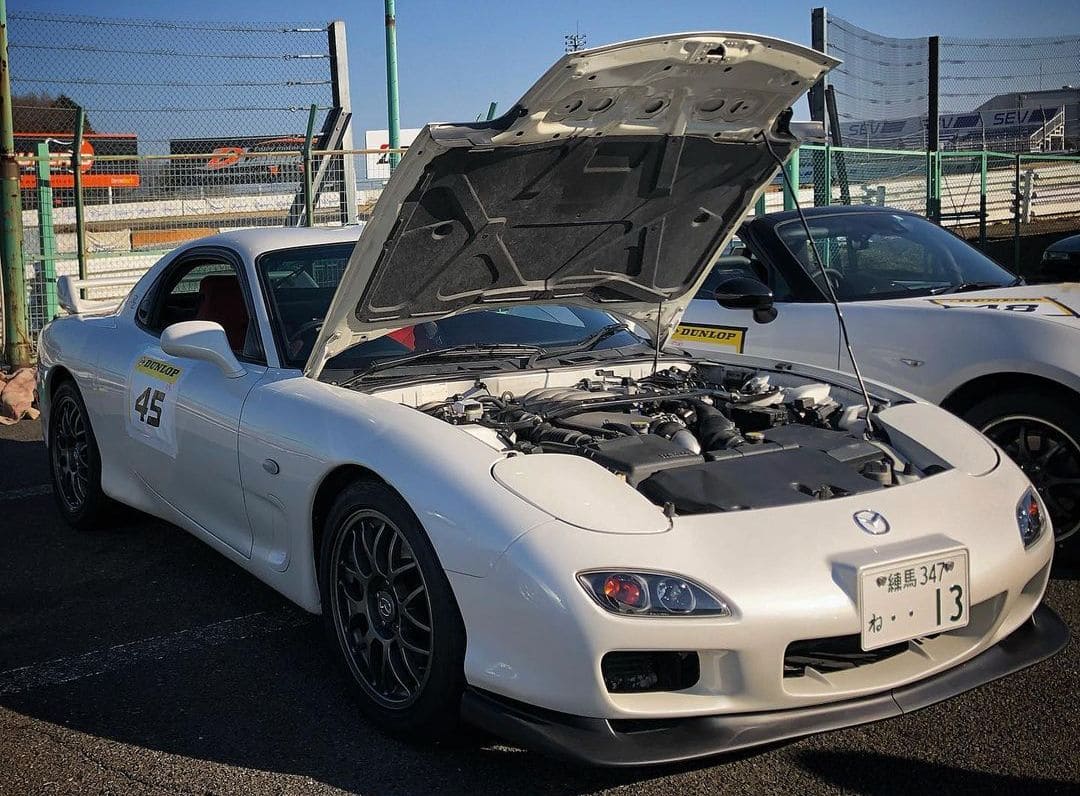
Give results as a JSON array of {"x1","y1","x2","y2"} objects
[
  {"x1": 37, "y1": 34, "x2": 1066, "y2": 766},
  {"x1": 676, "y1": 205, "x2": 1080, "y2": 545}
]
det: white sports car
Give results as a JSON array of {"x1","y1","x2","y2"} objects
[
  {"x1": 675, "y1": 206, "x2": 1080, "y2": 546},
  {"x1": 37, "y1": 34, "x2": 1067, "y2": 766}
]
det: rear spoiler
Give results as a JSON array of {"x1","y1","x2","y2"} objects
[
  {"x1": 789, "y1": 120, "x2": 827, "y2": 144},
  {"x1": 57, "y1": 275, "x2": 134, "y2": 315}
]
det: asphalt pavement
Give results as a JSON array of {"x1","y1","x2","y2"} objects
[{"x1": 1, "y1": 419, "x2": 1077, "y2": 795}]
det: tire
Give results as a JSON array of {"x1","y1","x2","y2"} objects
[
  {"x1": 962, "y1": 390, "x2": 1080, "y2": 546},
  {"x1": 318, "y1": 479, "x2": 467, "y2": 739},
  {"x1": 48, "y1": 380, "x2": 113, "y2": 530}
]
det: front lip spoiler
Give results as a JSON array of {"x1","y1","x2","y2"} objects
[{"x1": 461, "y1": 603, "x2": 1069, "y2": 767}]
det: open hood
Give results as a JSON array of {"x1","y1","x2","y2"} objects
[{"x1": 306, "y1": 32, "x2": 837, "y2": 378}]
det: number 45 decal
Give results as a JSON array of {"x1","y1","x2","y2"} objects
[{"x1": 134, "y1": 387, "x2": 166, "y2": 427}]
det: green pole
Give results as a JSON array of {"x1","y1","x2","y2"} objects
[
  {"x1": 72, "y1": 106, "x2": 87, "y2": 280},
  {"x1": 822, "y1": 143, "x2": 832, "y2": 206},
  {"x1": 782, "y1": 147, "x2": 799, "y2": 211},
  {"x1": 0, "y1": 0, "x2": 32, "y2": 367},
  {"x1": 35, "y1": 142, "x2": 57, "y2": 321},
  {"x1": 384, "y1": 0, "x2": 401, "y2": 170},
  {"x1": 754, "y1": 193, "x2": 766, "y2": 216},
  {"x1": 302, "y1": 103, "x2": 317, "y2": 228},
  {"x1": 485, "y1": 101, "x2": 498, "y2": 121}
]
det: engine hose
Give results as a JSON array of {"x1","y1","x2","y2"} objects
[
  {"x1": 690, "y1": 400, "x2": 744, "y2": 451},
  {"x1": 527, "y1": 423, "x2": 595, "y2": 448}
]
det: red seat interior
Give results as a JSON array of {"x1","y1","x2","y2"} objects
[{"x1": 195, "y1": 274, "x2": 249, "y2": 351}]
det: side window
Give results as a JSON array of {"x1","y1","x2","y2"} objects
[{"x1": 143, "y1": 256, "x2": 262, "y2": 361}]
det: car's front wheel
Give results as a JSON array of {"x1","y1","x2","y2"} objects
[
  {"x1": 964, "y1": 390, "x2": 1080, "y2": 546},
  {"x1": 48, "y1": 380, "x2": 112, "y2": 530},
  {"x1": 318, "y1": 479, "x2": 466, "y2": 739}
]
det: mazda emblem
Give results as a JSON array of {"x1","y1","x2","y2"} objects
[{"x1": 854, "y1": 510, "x2": 890, "y2": 535}]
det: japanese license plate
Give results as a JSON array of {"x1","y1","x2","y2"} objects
[{"x1": 858, "y1": 550, "x2": 969, "y2": 651}]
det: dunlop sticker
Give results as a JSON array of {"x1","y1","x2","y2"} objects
[
  {"x1": 134, "y1": 356, "x2": 183, "y2": 384},
  {"x1": 671, "y1": 323, "x2": 746, "y2": 353},
  {"x1": 128, "y1": 352, "x2": 184, "y2": 457},
  {"x1": 929, "y1": 296, "x2": 1079, "y2": 317}
]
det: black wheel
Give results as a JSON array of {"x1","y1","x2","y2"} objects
[
  {"x1": 318, "y1": 479, "x2": 466, "y2": 738},
  {"x1": 963, "y1": 390, "x2": 1080, "y2": 545},
  {"x1": 48, "y1": 380, "x2": 112, "y2": 530}
]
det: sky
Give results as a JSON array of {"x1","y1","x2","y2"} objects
[{"x1": 11, "y1": 0, "x2": 1080, "y2": 140}]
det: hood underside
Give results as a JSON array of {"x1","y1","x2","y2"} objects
[{"x1": 307, "y1": 32, "x2": 837, "y2": 377}]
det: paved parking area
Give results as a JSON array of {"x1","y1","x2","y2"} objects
[{"x1": 1, "y1": 419, "x2": 1077, "y2": 795}]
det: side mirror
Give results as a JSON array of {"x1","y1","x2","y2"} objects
[
  {"x1": 161, "y1": 321, "x2": 246, "y2": 378},
  {"x1": 713, "y1": 276, "x2": 777, "y2": 324}
]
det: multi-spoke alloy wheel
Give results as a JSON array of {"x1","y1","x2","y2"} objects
[
  {"x1": 982, "y1": 415, "x2": 1080, "y2": 543},
  {"x1": 320, "y1": 480, "x2": 466, "y2": 737},
  {"x1": 48, "y1": 381, "x2": 110, "y2": 530},
  {"x1": 51, "y1": 393, "x2": 90, "y2": 513},
  {"x1": 330, "y1": 509, "x2": 434, "y2": 708}
]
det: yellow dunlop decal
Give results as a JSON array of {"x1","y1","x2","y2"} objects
[
  {"x1": 134, "y1": 356, "x2": 183, "y2": 384},
  {"x1": 671, "y1": 323, "x2": 746, "y2": 353}
]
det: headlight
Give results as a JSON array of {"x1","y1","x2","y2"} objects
[
  {"x1": 1042, "y1": 250, "x2": 1070, "y2": 262},
  {"x1": 1016, "y1": 488, "x2": 1046, "y2": 547},
  {"x1": 577, "y1": 570, "x2": 732, "y2": 617}
]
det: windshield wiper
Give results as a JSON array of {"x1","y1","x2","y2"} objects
[
  {"x1": 932, "y1": 277, "x2": 1022, "y2": 295},
  {"x1": 535, "y1": 323, "x2": 638, "y2": 359},
  {"x1": 339, "y1": 343, "x2": 545, "y2": 387}
]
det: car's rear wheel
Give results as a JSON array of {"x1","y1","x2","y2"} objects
[
  {"x1": 48, "y1": 380, "x2": 112, "y2": 530},
  {"x1": 963, "y1": 391, "x2": 1080, "y2": 546},
  {"x1": 318, "y1": 479, "x2": 466, "y2": 739}
]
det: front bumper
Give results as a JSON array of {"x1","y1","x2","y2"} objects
[{"x1": 461, "y1": 604, "x2": 1068, "y2": 766}]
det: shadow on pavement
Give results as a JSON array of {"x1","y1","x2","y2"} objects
[{"x1": 794, "y1": 749, "x2": 1075, "y2": 795}]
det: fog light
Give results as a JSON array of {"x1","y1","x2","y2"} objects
[
  {"x1": 578, "y1": 571, "x2": 731, "y2": 617},
  {"x1": 1016, "y1": 488, "x2": 1046, "y2": 547}
]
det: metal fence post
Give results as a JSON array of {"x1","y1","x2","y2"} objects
[
  {"x1": 35, "y1": 143, "x2": 58, "y2": 321},
  {"x1": 783, "y1": 147, "x2": 800, "y2": 211},
  {"x1": 72, "y1": 107, "x2": 88, "y2": 280},
  {"x1": 302, "y1": 104, "x2": 317, "y2": 227},
  {"x1": 755, "y1": 193, "x2": 766, "y2": 216},
  {"x1": 926, "y1": 36, "x2": 940, "y2": 223},
  {"x1": 0, "y1": 0, "x2": 32, "y2": 366},
  {"x1": 1013, "y1": 154, "x2": 1021, "y2": 272},
  {"x1": 327, "y1": 20, "x2": 358, "y2": 225},
  {"x1": 809, "y1": 7, "x2": 828, "y2": 206},
  {"x1": 979, "y1": 151, "x2": 988, "y2": 247}
]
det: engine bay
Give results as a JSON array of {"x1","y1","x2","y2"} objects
[{"x1": 418, "y1": 364, "x2": 925, "y2": 516}]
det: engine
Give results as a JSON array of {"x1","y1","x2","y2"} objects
[{"x1": 419, "y1": 365, "x2": 915, "y2": 516}]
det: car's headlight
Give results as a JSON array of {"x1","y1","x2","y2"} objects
[
  {"x1": 577, "y1": 570, "x2": 732, "y2": 617},
  {"x1": 1016, "y1": 488, "x2": 1047, "y2": 547},
  {"x1": 1042, "y1": 250, "x2": 1070, "y2": 262}
]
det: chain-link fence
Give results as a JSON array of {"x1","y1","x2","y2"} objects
[
  {"x1": 8, "y1": 11, "x2": 336, "y2": 153},
  {"x1": 814, "y1": 9, "x2": 1080, "y2": 154},
  {"x1": 5, "y1": 11, "x2": 376, "y2": 340}
]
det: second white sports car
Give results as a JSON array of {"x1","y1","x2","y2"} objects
[
  {"x1": 37, "y1": 33, "x2": 1066, "y2": 765},
  {"x1": 675, "y1": 206, "x2": 1080, "y2": 546}
]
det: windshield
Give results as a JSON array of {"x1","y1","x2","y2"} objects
[
  {"x1": 257, "y1": 242, "x2": 645, "y2": 371},
  {"x1": 775, "y1": 211, "x2": 1018, "y2": 301}
]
